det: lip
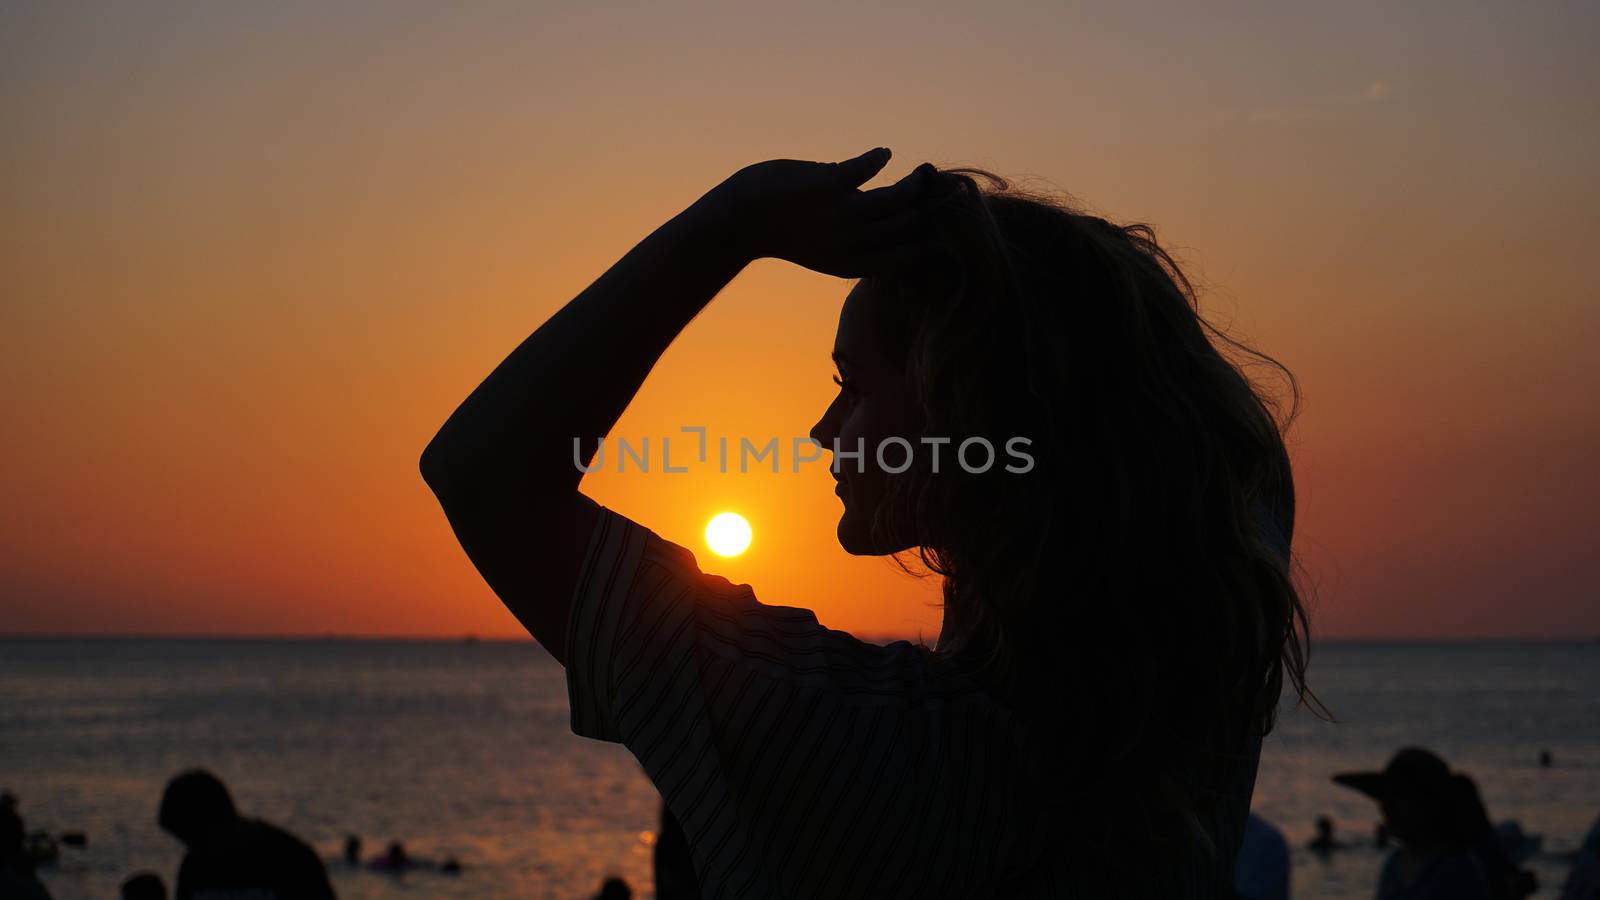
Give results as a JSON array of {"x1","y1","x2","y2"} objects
[{"x1": 833, "y1": 481, "x2": 846, "y2": 497}]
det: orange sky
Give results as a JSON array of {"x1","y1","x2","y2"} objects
[{"x1": 3, "y1": 4, "x2": 1596, "y2": 639}]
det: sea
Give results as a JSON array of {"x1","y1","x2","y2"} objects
[{"x1": 2, "y1": 638, "x2": 1596, "y2": 900}]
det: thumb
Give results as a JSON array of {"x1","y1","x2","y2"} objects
[{"x1": 830, "y1": 147, "x2": 892, "y2": 187}]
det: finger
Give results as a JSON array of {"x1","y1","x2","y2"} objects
[{"x1": 829, "y1": 147, "x2": 892, "y2": 188}]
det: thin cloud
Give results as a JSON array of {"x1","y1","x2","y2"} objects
[
  {"x1": 1247, "y1": 80, "x2": 1393, "y2": 123},
  {"x1": 1359, "y1": 80, "x2": 1392, "y2": 102}
]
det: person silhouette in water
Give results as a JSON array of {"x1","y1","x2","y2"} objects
[
  {"x1": 423, "y1": 148, "x2": 1313, "y2": 898},
  {"x1": 159, "y1": 770, "x2": 335, "y2": 900},
  {"x1": 1, "y1": 793, "x2": 52, "y2": 900}
]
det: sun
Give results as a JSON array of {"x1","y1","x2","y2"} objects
[{"x1": 705, "y1": 512, "x2": 752, "y2": 557}]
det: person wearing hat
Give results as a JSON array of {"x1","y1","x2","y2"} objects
[{"x1": 1333, "y1": 747, "x2": 1492, "y2": 900}]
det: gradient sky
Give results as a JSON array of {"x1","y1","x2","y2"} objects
[{"x1": 3, "y1": 2, "x2": 1596, "y2": 639}]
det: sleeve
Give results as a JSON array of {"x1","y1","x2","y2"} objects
[
  {"x1": 561, "y1": 497, "x2": 1036, "y2": 897},
  {"x1": 563, "y1": 495, "x2": 650, "y2": 742},
  {"x1": 563, "y1": 495, "x2": 962, "y2": 742}
]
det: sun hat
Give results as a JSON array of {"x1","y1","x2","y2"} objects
[{"x1": 1331, "y1": 747, "x2": 1456, "y2": 804}]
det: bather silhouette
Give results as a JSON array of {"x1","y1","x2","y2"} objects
[{"x1": 158, "y1": 769, "x2": 335, "y2": 900}]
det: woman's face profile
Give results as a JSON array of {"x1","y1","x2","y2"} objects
[{"x1": 808, "y1": 278, "x2": 921, "y2": 556}]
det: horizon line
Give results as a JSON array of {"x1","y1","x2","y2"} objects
[{"x1": 2, "y1": 631, "x2": 1597, "y2": 644}]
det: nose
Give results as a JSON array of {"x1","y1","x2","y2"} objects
[{"x1": 809, "y1": 394, "x2": 842, "y2": 451}]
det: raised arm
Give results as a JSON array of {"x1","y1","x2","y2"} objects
[{"x1": 420, "y1": 148, "x2": 942, "y2": 663}]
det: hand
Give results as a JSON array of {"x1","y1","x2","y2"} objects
[{"x1": 704, "y1": 148, "x2": 951, "y2": 278}]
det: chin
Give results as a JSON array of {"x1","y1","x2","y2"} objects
[
  {"x1": 835, "y1": 509, "x2": 914, "y2": 557},
  {"x1": 835, "y1": 504, "x2": 890, "y2": 556},
  {"x1": 835, "y1": 512, "x2": 876, "y2": 556}
]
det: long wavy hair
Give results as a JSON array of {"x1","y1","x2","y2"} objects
[{"x1": 867, "y1": 167, "x2": 1321, "y2": 857}]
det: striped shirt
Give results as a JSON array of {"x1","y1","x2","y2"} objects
[{"x1": 564, "y1": 495, "x2": 1264, "y2": 898}]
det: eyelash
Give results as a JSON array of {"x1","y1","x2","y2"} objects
[{"x1": 832, "y1": 373, "x2": 856, "y2": 392}]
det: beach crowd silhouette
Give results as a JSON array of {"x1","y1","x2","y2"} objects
[{"x1": 4, "y1": 751, "x2": 1599, "y2": 898}]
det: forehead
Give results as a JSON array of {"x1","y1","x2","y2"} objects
[{"x1": 834, "y1": 278, "x2": 884, "y2": 359}]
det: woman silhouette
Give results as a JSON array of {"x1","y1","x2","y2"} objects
[{"x1": 422, "y1": 148, "x2": 1312, "y2": 898}]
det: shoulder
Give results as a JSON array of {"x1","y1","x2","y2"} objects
[
  {"x1": 570, "y1": 501, "x2": 987, "y2": 711},
  {"x1": 249, "y1": 819, "x2": 323, "y2": 865},
  {"x1": 1431, "y1": 850, "x2": 1490, "y2": 887}
]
